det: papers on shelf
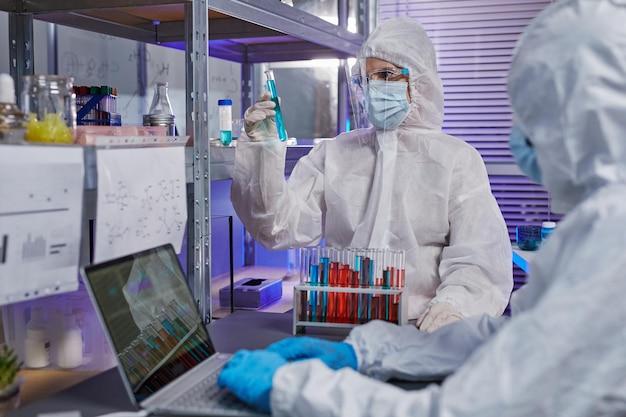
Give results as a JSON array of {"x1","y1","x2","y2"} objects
[
  {"x1": 0, "y1": 145, "x2": 84, "y2": 306},
  {"x1": 94, "y1": 146, "x2": 187, "y2": 263}
]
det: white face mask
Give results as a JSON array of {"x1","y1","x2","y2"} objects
[{"x1": 364, "y1": 80, "x2": 411, "y2": 130}]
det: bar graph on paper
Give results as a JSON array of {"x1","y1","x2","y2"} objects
[
  {"x1": 1, "y1": 234, "x2": 7, "y2": 264},
  {"x1": 0, "y1": 146, "x2": 84, "y2": 306},
  {"x1": 0, "y1": 166, "x2": 77, "y2": 266}
]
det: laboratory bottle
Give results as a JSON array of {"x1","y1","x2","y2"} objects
[
  {"x1": 541, "y1": 221, "x2": 556, "y2": 242},
  {"x1": 21, "y1": 74, "x2": 76, "y2": 144},
  {"x1": 56, "y1": 312, "x2": 83, "y2": 369},
  {"x1": 24, "y1": 307, "x2": 51, "y2": 368},
  {"x1": 145, "y1": 81, "x2": 177, "y2": 136},
  {"x1": 218, "y1": 99, "x2": 232, "y2": 146},
  {"x1": 0, "y1": 73, "x2": 26, "y2": 144}
]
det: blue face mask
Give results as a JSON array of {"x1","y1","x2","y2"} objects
[
  {"x1": 509, "y1": 124, "x2": 542, "y2": 184},
  {"x1": 364, "y1": 80, "x2": 411, "y2": 130}
]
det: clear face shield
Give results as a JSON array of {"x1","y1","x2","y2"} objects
[
  {"x1": 346, "y1": 61, "x2": 411, "y2": 134},
  {"x1": 345, "y1": 61, "x2": 370, "y2": 133}
]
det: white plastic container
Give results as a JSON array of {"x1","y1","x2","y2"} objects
[
  {"x1": 541, "y1": 221, "x2": 556, "y2": 242},
  {"x1": 0, "y1": 73, "x2": 27, "y2": 144},
  {"x1": 24, "y1": 307, "x2": 50, "y2": 368},
  {"x1": 56, "y1": 313, "x2": 83, "y2": 369}
]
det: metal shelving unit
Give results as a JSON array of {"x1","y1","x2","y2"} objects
[{"x1": 1, "y1": 0, "x2": 364, "y2": 322}]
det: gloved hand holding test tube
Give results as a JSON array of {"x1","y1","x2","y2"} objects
[{"x1": 264, "y1": 69, "x2": 288, "y2": 141}]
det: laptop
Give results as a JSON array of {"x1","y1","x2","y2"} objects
[{"x1": 81, "y1": 243, "x2": 268, "y2": 417}]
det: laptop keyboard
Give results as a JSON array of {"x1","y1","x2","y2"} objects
[{"x1": 168, "y1": 367, "x2": 251, "y2": 412}]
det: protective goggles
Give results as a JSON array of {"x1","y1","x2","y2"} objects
[{"x1": 351, "y1": 67, "x2": 409, "y2": 87}]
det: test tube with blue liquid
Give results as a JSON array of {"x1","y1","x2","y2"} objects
[{"x1": 264, "y1": 70, "x2": 288, "y2": 141}]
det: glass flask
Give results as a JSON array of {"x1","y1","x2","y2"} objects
[
  {"x1": 148, "y1": 81, "x2": 174, "y2": 115},
  {"x1": 144, "y1": 82, "x2": 177, "y2": 135},
  {"x1": 21, "y1": 75, "x2": 76, "y2": 144}
]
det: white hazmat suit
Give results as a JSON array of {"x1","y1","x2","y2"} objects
[
  {"x1": 267, "y1": 1, "x2": 626, "y2": 416},
  {"x1": 231, "y1": 16, "x2": 512, "y2": 325}
]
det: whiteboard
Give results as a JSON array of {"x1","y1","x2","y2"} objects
[{"x1": 55, "y1": 25, "x2": 242, "y2": 137}]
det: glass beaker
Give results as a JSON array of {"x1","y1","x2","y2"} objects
[{"x1": 21, "y1": 75, "x2": 76, "y2": 144}]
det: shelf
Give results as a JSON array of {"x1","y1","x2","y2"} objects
[
  {"x1": 80, "y1": 141, "x2": 312, "y2": 190},
  {"x1": 1, "y1": 0, "x2": 363, "y2": 62},
  {"x1": 2, "y1": 0, "x2": 363, "y2": 323},
  {"x1": 205, "y1": 144, "x2": 313, "y2": 181}
]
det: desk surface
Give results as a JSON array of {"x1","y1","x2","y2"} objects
[
  {"x1": 9, "y1": 311, "x2": 353, "y2": 417},
  {"x1": 11, "y1": 311, "x2": 429, "y2": 417}
]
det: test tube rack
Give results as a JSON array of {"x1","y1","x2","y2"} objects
[
  {"x1": 292, "y1": 246, "x2": 408, "y2": 334},
  {"x1": 292, "y1": 284, "x2": 407, "y2": 334},
  {"x1": 75, "y1": 86, "x2": 121, "y2": 126}
]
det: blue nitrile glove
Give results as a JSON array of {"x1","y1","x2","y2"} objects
[
  {"x1": 217, "y1": 350, "x2": 287, "y2": 413},
  {"x1": 266, "y1": 337, "x2": 357, "y2": 370}
]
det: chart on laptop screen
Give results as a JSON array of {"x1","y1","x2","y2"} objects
[{"x1": 83, "y1": 245, "x2": 216, "y2": 399}]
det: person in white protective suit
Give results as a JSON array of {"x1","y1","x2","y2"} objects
[
  {"x1": 230, "y1": 15, "x2": 513, "y2": 332},
  {"x1": 218, "y1": 1, "x2": 626, "y2": 415}
]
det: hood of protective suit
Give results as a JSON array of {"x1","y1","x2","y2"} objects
[
  {"x1": 507, "y1": 0, "x2": 626, "y2": 214},
  {"x1": 357, "y1": 15, "x2": 444, "y2": 130}
]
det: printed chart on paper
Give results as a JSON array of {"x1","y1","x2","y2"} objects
[{"x1": 0, "y1": 146, "x2": 84, "y2": 306}]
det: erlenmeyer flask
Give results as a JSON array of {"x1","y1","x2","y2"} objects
[
  {"x1": 145, "y1": 81, "x2": 177, "y2": 135},
  {"x1": 148, "y1": 82, "x2": 174, "y2": 115}
]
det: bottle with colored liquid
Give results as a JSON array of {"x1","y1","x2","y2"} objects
[
  {"x1": 264, "y1": 70, "x2": 288, "y2": 141},
  {"x1": 218, "y1": 99, "x2": 232, "y2": 146}
]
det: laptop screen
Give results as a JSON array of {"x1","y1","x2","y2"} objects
[{"x1": 82, "y1": 244, "x2": 217, "y2": 403}]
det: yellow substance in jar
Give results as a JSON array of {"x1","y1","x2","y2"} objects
[{"x1": 25, "y1": 113, "x2": 73, "y2": 144}]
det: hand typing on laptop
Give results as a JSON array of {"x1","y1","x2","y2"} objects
[
  {"x1": 217, "y1": 350, "x2": 288, "y2": 413},
  {"x1": 218, "y1": 337, "x2": 358, "y2": 413},
  {"x1": 82, "y1": 244, "x2": 269, "y2": 417}
]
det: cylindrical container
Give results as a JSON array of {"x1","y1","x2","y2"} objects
[
  {"x1": 21, "y1": 74, "x2": 76, "y2": 143},
  {"x1": 0, "y1": 73, "x2": 27, "y2": 144},
  {"x1": 231, "y1": 118, "x2": 244, "y2": 140},
  {"x1": 541, "y1": 221, "x2": 556, "y2": 242},
  {"x1": 299, "y1": 247, "x2": 321, "y2": 285},
  {"x1": 24, "y1": 307, "x2": 50, "y2": 368},
  {"x1": 143, "y1": 113, "x2": 176, "y2": 136},
  {"x1": 56, "y1": 313, "x2": 83, "y2": 369},
  {"x1": 516, "y1": 225, "x2": 542, "y2": 251},
  {"x1": 264, "y1": 70, "x2": 288, "y2": 141},
  {"x1": 218, "y1": 99, "x2": 232, "y2": 146}
]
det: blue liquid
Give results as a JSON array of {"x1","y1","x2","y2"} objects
[
  {"x1": 220, "y1": 130, "x2": 232, "y2": 146},
  {"x1": 309, "y1": 263, "x2": 319, "y2": 322},
  {"x1": 321, "y1": 257, "x2": 329, "y2": 322},
  {"x1": 266, "y1": 79, "x2": 288, "y2": 141}
]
